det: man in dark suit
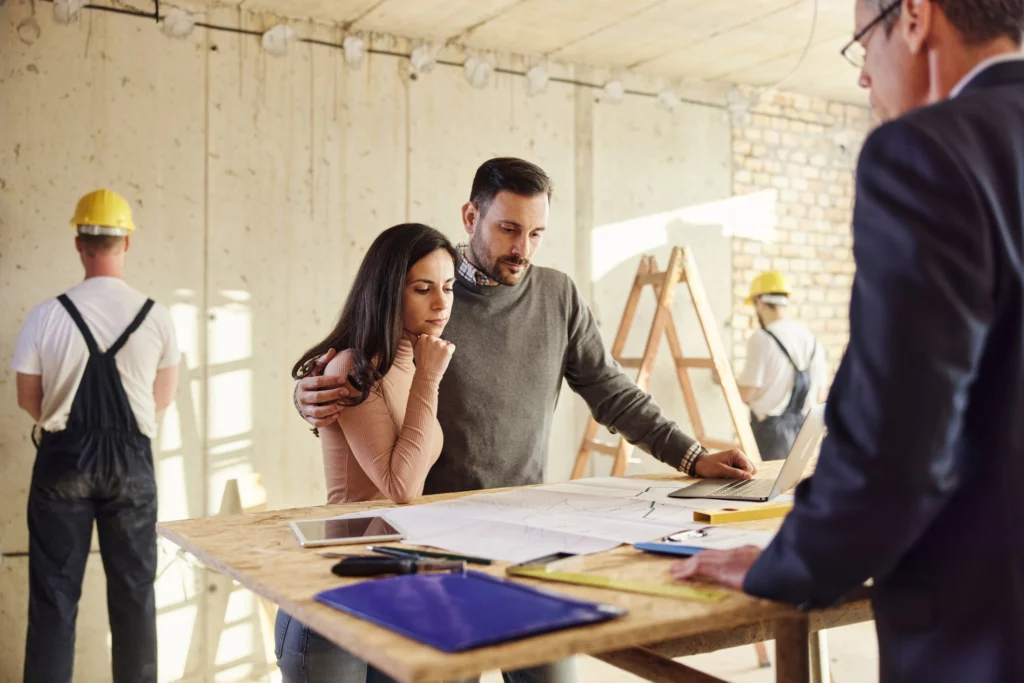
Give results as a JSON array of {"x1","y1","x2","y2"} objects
[{"x1": 671, "y1": 1, "x2": 1024, "y2": 681}]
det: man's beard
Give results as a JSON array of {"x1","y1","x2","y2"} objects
[{"x1": 469, "y1": 238, "x2": 529, "y2": 286}]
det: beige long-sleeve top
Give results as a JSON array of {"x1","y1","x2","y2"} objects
[{"x1": 320, "y1": 339, "x2": 444, "y2": 505}]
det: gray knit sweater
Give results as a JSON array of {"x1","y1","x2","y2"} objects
[{"x1": 423, "y1": 264, "x2": 696, "y2": 495}]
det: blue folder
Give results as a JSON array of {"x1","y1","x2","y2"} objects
[{"x1": 314, "y1": 570, "x2": 626, "y2": 652}]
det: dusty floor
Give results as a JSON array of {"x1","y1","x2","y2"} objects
[{"x1": 481, "y1": 622, "x2": 879, "y2": 683}]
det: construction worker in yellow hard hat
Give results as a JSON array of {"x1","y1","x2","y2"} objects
[
  {"x1": 12, "y1": 189, "x2": 178, "y2": 682},
  {"x1": 70, "y1": 188, "x2": 137, "y2": 236},
  {"x1": 736, "y1": 271, "x2": 827, "y2": 461}
]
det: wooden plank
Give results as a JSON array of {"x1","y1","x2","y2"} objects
[
  {"x1": 645, "y1": 598, "x2": 871, "y2": 658},
  {"x1": 610, "y1": 256, "x2": 651, "y2": 359},
  {"x1": 679, "y1": 247, "x2": 762, "y2": 461},
  {"x1": 587, "y1": 440, "x2": 620, "y2": 456},
  {"x1": 634, "y1": 251, "x2": 682, "y2": 391},
  {"x1": 637, "y1": 271, "x2": 669, "y2": 286},
  {"x1": 775, "y1": 617, "x2": 811, "y2": 683},
  {"x1": 675, "y1": 358, "x2": 716, "y2": 369},
  {"x1": 595, "y1": 648, "x2": 729, "y2": 683},
  {"x1": 611, "y1": 439, "x2": 634, "y2": 477},
  {"x1": 698, "y1": 438, "x2": 744, "y2": 452},
  {"x1": 157, "y1": 466, "x2": 871, "y2": 683},
  {"x1": 570, "y1": 419, "x2": 601, "y2": 479},
  {"x1": 661, "y1": 312, "x2": 707, "y2": 440},
  {"x1": 620, "y1": 357, "x2": 714, "y2": 370}
]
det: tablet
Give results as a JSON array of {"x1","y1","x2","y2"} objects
[{"x1": 290, "y1": 515, "x2": 402, "y2": 548}]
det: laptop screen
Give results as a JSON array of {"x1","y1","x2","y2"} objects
[{"x1": 769, "y1": 403, "x2": 827, "y2": 497}]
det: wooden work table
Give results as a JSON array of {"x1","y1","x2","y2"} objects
[{"x1": 157, "y1": 466, "x2": 872, "y2": 683}]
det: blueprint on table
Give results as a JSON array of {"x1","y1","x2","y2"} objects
[{"x1": 338, "y1": 476, "x2": 790, "y2": 563}]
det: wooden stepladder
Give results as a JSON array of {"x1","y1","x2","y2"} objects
[{"x1": 571, "y1": 246, "x2": 760, "y2": 478}]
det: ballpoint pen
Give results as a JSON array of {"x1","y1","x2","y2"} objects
[
  {"x1": 366, "y1": 545, "x2": 493, "y2": 565},
  {"x1": 330, "y1": 555, "x2": 466, "y2": 578}
]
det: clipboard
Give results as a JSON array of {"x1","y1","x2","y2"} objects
[{"x1": 315, "y1": 570, "x2": 626, "y2": 652}]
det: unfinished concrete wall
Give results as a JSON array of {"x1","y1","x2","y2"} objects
[{"x1": 0, "y1": 2, "x2": 868, "y2": 681}]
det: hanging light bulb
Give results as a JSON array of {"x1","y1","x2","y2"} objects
[
  {"x1": 601, "y1": 80, "x2": 625, "y2": 104},
  {"x1": 526, "y1": 65, "x2": 549, "y2": 96},
  {"x1": 463, "y1": 56, "x2": 493, "y2": 89},
  {"x1": 261, "y1": 24, "x2": 296, "y2": 57},
  {"x1": 53, "y1": 0, "x2": 86, "y2": 25},
  {"x1": 656, "y1": 88, "x2": 681, "y2": 111},
  {"x1": 409, "y1": 45, "x2": 436, "y2": 75},
  {"x1": 161, "y1": 8, "x2": 195, "y2": 39},
  {"x1": 343, "y1": 36, "x2": 366, "y2": 68}
]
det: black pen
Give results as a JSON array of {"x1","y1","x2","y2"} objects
[
  {"x1": 366, "y1": 545, "x2": 493, "y2": 565},
  {"x1": 331, "y1": 556, "x2": 465, "y2": 577}
]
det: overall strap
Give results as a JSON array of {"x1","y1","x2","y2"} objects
[
  {"x1": 57, "y1": 294, "x2": 99, "y2": 356},
  {"x1": 762, "y1": 329, "x2": 799, "y2": 371},
  {"x1": 107, "y1": 299, "x2": 155, "y2": 357}
]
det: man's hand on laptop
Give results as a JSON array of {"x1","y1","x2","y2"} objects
[
  {"x1": 295, "y1": 349, "x2": 351, "y2": 428},
  {"x1": 669, "y1": 546, "x2": 761, "y2": 591},
  {"x1": 695, "y1": 449, "x2": 757, "y2": 480}
]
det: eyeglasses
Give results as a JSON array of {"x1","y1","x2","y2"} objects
[{"x1": 840, "y1": 0, "x2": 902, "y2": 69}]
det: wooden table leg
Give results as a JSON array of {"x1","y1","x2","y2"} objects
[
  {"x1": 774, "y1": 616, "x2": 810, "y2": 683},
  {"x1": 596, "y1": 648, "x2": 730, "y2": 683},
  {"x1": 809, "y1": 629, "x2": 831, "y2": 683}
]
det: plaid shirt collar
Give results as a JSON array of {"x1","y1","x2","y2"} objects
[{"x1": 456, "y1": 244, "x2": 498, "y2": 286}]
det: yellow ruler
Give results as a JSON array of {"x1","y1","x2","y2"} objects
[{"x1": 506, "y1": 566, "x2": 731, "y2": 603}]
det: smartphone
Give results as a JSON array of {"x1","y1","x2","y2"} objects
[{"x1": 289, "y1": 516, "x2": 402, "y2": 548}]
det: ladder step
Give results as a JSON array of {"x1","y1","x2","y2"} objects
[
  {"x1": 699, "y1": 438, "x2": 744, "y2": 452},
  {"x1": 584, "y1": 440, "x2": 620, "y2": 456},
  {"x1": 676, "y1": 358, "x2": 716, "y2": 369},
  {"x1": 618, "y1": 357, "x2": 716, "y2": 370},
  {"x1": 636, "y1": 272, "x2": 668, "y2": 286}
]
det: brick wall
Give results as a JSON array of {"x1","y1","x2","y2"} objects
[{"x1": 730, "y1": 87, "x2": 874, "y2": 382}]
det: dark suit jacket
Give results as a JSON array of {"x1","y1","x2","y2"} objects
[{"x1": 745, "y1": 59, "x2": 1024, "y2": 683}]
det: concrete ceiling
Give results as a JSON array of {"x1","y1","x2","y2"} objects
[{"x1": 202, "y1": 0, "x2": 867, "y2": 104}]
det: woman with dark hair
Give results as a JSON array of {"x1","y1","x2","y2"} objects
[{"x1": 276, "y1": 223, "x2": 457, "y2": 683}]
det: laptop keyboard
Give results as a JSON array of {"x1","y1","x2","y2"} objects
[{"x1": 711, "y1": 478, "x2": 775, "y2": 498}]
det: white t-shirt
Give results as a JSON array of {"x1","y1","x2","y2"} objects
[
  {"x1": 738, "y1": 318, "x2": 827, "y2": 420},
  {"x1": 11, "y1": 277, "x2": 180, "y2": 438}
]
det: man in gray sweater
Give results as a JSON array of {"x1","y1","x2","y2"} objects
[
  {"x1": 296, "y1": 157, "x2": 755, "y2": 683},
  {"x1": 297, "y1": 157, "x2": 755, "y2": 491}
]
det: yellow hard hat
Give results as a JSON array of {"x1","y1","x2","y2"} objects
[
  {"x1": 70, "y1": 189, "x2": 136, "y2": 236},
  {"x1": 745, "y1": 270, "x2": 792, "y2": 305}
]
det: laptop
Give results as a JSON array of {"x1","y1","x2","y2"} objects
[{"x1": 668, "y1": 403, "x2": 826, "y2": 502}]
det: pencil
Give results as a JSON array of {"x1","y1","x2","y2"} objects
[{"x1": 366, "y1": 545, "x2": 493, "y2": 565}]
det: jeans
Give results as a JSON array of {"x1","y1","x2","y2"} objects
[{"x1": 275, "y1": 611, "x2": 578, "y2": 683}]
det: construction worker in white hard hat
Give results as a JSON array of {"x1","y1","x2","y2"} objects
[
  {"x1": 11, "y1": 190, "x2": 180, "y2": 683},
  {"x1": 736, "y1": 271, "x2": 827, "y2": 461}
]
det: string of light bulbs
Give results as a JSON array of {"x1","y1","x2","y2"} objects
[{"x1": 39, "y1": 0, "x2": 729, "y2": 112}]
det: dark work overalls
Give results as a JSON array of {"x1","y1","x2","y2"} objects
[
  {"x1": 749, "y1": 330, "x2": 816, "y2": 461},
  {"x1": 25, "y1": 295, "x2": 158, "y2": 683}
]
